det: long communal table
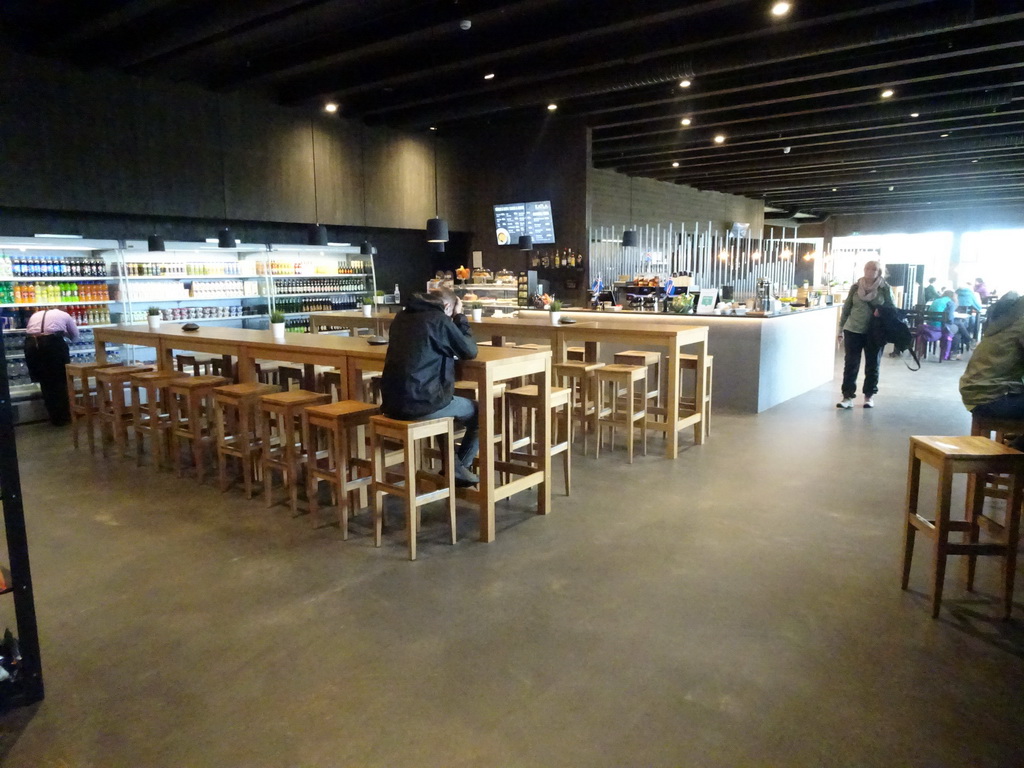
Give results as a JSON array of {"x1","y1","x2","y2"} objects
[
  {"x1": 93, "y1": 323, "x2": 551, "y2": 543},
  {"x1": 311, "y1": 311, "x2": 709, "y2": 459}
]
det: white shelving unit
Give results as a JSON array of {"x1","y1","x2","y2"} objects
[{"x1": 455, "y1": 282, "x2": 520, "y2": 311}]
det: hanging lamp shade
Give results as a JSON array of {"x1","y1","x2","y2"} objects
[
  {"x1": 431, "y1": 241, "x2": 446, "y2": 253},
  {"x1": 518, "y1": 235, "x2": 533, "y2": 251},
  {"x1": 426, "y1": 217, "x2": 449, "y2": 243},
  {"x1": 218, "y1": 227, "x2": 235, "y2": 248},
  {"x1": 308, "y1": 224, "x2": 329, "y2": 246},
  {"x1": 621, "y1": 229, "x2": 639, "y2": 248},
  {"x1": 147, "y1": 235, "x2": 165, "y2": 252},
  {"x1": 359, "y1": 240, "x2": 373, "y2": 256}
]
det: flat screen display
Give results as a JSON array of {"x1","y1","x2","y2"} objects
[{"x1": 493, "y1": 200, "x2": 556, "y2": 246}]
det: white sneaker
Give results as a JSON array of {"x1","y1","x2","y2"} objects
[
  {"x1": 836, "y1": 398, "x2": 854, "y2": 409},
  {"x1": 864, "y1": 396, "x2": 875, "y2": 408}
]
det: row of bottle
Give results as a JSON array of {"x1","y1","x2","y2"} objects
[
  {"x1": 4, "y1": 333, "x2": 102, "y2": 355},
  {"x1": 6, "y1": 348, "x2": 122, "y2": 388},
  {"x1": 273, "y1": 297, "x2": 353, "y2": 314},
  {"x1": 116, "y1": 261, "x2": 256, "y2": 277},
  {"x1": 256, "y1": 260, "x2": 367, "y2": 276},
  {"x1": 0, "y1": 255, "x2": 108, "y2": 278},
  {"x1": 0, "y1": 305, "x2": 111, "y2": 329},
  {"x1": 283, "y1": 318, "x2": 310, "y2": 333},
  {"x1": 271, "y1": 277, "x2": 368, "y2": 295},
  {"x1": 0, "y1": 281, "x2": 110, "y2": 304},
  {"x1": 529, "y1": 248, "x2": 585, "y2": 270}
]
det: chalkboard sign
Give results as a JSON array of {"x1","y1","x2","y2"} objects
[{"x1": 493, "y1": 201, "x2": 556, "y2": 246}]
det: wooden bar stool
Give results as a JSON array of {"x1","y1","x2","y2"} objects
[
  {"x1": 594, "y1": 364, "x2": 648, "y2": 463},
  {"x1": 95, "y1": 365, "x2": 154, "y2": 457},
  {"x1": 554, "y1": 361, "x2": 604, "y2": 453},
  {"x1": 319, "y1": 369, "x2": 343, "y2": 401},
  {"x1": 901, "y1": 435, "x2": 1024, "y2": 619},
  {"x1": 278, "y1": 365, "x2": 304, "y2": 392},
  {"x1": 504, "y1": 384, "x2": 573, "y2": 496},
  {"x1": 213, "y1": 382, "x2": 280, "y2": 499},
  {"x1": 175, "y1": 353, "x2": 219, "y2": 376},
  {"x1": 168, "y1": 375, "x2": 231, "y2": 482},
  {"x1": 129, "y1": 370, "x2": 188, "y2": 469},
  {"x1": 65, "y1": 362, "x2": 120, "y2": 453},
  {"x1": 258, "y1": 390, "x2": 332, "y2": 514},
  {"x1": 566, "y1": 346, "x2": 585, "y2": 362},
  {"x1": 369, "y1": 415, "x2": 457, "y2": 561},
  {"x1": 302, "y1": 400, "x2": 380, "y2": 536},
  {"x1": 614, "y1": 349, "x2": 661, "y2": 410},
  {"x1": 970, "y1": 414, "x2": 1024, "y2": 504},
  {"x1": 255, "y1": 360, "x2": 280, "y2": 386},
  {"x1": 454, "y1": 380, "x2": 507, "y2": 463},
  {"x1": 679, "y1": 353, "x2": 714, "y2": 437}
]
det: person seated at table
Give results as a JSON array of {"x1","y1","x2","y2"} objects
[
  {"x1": 974, "y1": 277, "x2": 991, "y2": 301},
  {"x1": 956, "y1": 282, "x2": 984, "y2": 336},
  {"x1": 379, "y1": 287, "x2": 480, "y2": 487},
  {"x1": 927, "y1": 290, "x2": 971, "y2": 360},
  {"x1": 923, "y1": 277, "x2": 940, "y2": 303},
  {"x1": 960, "y1": 292, "x2": 1024, "y2": 431}
]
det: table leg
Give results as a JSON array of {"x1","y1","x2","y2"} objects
[
  {"x1": 537, "y1": 356, "x2": 552, "y2": 516},
  {"x1": 476, "y1": 368, "x2": 497, "y2": 542},
  {"x1": 666, "y1": 344, "x2": 681, "y2": 459},
  {"x1": 94, "y1": 336, "x2": 108, "y2": 364},
  {"x1": 692, "y1": 337, "x2": 706, "y2": 447},
  {"x1": 236, "y1": 346, "x2": 256, "y2": 383}
]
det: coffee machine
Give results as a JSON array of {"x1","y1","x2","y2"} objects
[{"x1": 753, "y1": 278, "x2": 773, "y2": 313}]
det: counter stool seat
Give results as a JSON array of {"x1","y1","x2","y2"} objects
[
  {"x1": 213, "y1": 382, "x2": 281, "y2": 499},
  {"x1": 594, "y1": 364, "x2": 647, "y2": 463},
  {"x1": 678, "y1": 353, "x2": 714, "y2": 437},
  {"x1": 901, "y1": 435, "x2": 1024, "y2": 619},
  {"x1": 369, "y1": 415, "x2": 457, "y2": 561},
  {"x1": 566, "y1": 346, "x2": 585, "y2": 362},
  {"x1": 302, "y1": 400, "x2": 380, "y2": 536},
  {"x1": 554, "y1": 361, "x2": 605, "y2": 453},
  {"x1": 95, "y1": 365, "x2": 155, "y2": 457},
  {"x1": 129, "y1": 370, "x2": 189, "y2": 469},
  {"x1": 258, "y1": 389, "x2": 332, "y2": 514},
  {"x1": 65, "y1": 362, "x2": 121, "y2": 453},
  {"x1": 505, "y1": 385, "x2": 573, "y2": 496},
  {"x1": 168, "y1": 375, "x2": 231, "y2": 482},
  {"x1": 614, "y1": 349, "x2": 661, "y2": 410}
]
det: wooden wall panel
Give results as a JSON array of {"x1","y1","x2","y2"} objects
[
  {"x1": 313, "y1": 117, "x2": 364, "y2": 226},
  {"x1": 221, "y1": 95, "x2": 316, "y2": 224},
  {"x1": 364, "y1": 128, "x2": 434, "y2": 230},
  {"x1": 132, "y1": 80, "x2": 225, "y2": 219}
]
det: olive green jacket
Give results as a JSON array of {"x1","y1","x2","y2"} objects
[
  {"x1": 839, "y1": 282, "x2": 894, "y2": 334},
  {"x1": 959, "y1": 297, "x2": 1024, "y2": 410}
]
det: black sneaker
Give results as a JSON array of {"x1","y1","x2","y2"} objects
[{"x1": 453, "y1": 465, "x2": 479, "y2": 488}]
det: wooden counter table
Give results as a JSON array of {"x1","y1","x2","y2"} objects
[
  {"x1": 93, "y1": 323, "x2": 551, "y2": 542},
  {"x1": 309, "y1": 311, "x2": 709, "y2": 458}
]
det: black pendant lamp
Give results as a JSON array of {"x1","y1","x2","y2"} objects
[
  {"x1": 218, "y1": 227, "x2": 235, "y2": 248},
  {"x1": 518, "y1": 235, "x2": 533, "y2": 251},
  {"x1": 426, "y1": 130, "x2": 449, "y2": 244},
  {"x1": 431, "y1": 241, "x2": 446, "y2": 253},
  {"x1": 308, "y1": 224, "x2": 329, "y2": 246},
  {"x1": 147, "y1": 235, "x2": 166, "y2": 252},
  {"x1": 359, "y1": 240, "x2": 373, "y2": 256},
  {"x1": 621, "y1": 176, "x2": 637, "y2": 247}
]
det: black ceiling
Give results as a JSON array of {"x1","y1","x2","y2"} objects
[{"x1": 3, "y1": 0, "x2": 1024, "y2": 218}]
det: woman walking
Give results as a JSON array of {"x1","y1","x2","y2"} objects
[{"x1": 837, "y1": 260, "x2": 894, "y2": 409}]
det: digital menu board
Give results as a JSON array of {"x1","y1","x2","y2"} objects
[{"x1": 493, "y1": 200, "x2": 556, "y2": 246}]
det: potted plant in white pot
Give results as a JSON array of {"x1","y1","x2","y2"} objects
[
  {"x1": 549, "y1": 299, "x2": 563, "y2": 325},
  {"x1": 469, "y1": 301, "x2": 483, "y2": 322},
  {"x1": 359, "y1": 297, "x2": 373, "y2": 317},
  {"x1": 147, "y1": 307, "x2": 161, "y2": 330},
  {"x1": 375, "y1": 290, "x2": 386, "y2": 305},
  {"x1": 270, "y1": 310, "x2": 286, "y2": 340}
]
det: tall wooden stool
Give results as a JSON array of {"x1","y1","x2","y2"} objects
[
  {"x1": 168, "y1": 375, "x2": 231, "y2": 482},
  {"x1": 258, "y1": 390, "x2": 331, "y2": 514},
  {"x1": 454, "y1": 380, "x2": 507, "y2": 463},
  {"x1": 175, "y1": 353, "x2": 228, "y2": 377},
  {"x1": 566, "y1": 346, "x2": 585, "y2": 361},
  {"x1": 970, "y1": 414, "x2": 1024, "y2": 504},
  {"x1": 554, "y1": 361, "x2": 604, "y2": 453},
  {"x1": 302, "y1": 400, "x2": 380, "y2": 536},
  {"x1": 369, "y1": 415, "x2": 457, "y2": 561},
  {"x1": 679, "y1": 353, "x2": 714, "y2": 437},
  {"x1": 129, "y1": 370, "x2": 188, "y2": 469},
  {"x1": 505, "y1": 385, "x2": 573, "y2": 496},
  {"x1": 614, "y1": 350, "x2": 661, "y2": 410},
  {"x1": 213, "y1": 382, "x2": 280, "y2": 499},
  {"x1": 594, "y1": 364, "x2": 647, "y2": 463},
  {"x1": 318, "y1": 369, "x2": 343, "y2": 401},
  {"x1": 901, "y1": 435, "x2": 1024, "y2": 619},
  {"x1": 95, "y1": 365, "x2": 154, "y2": 457},
  {"x1": 277, "y1": 365, "x2": 304, "y2": 392},
  {"x1": 65, "y1": 362, "x2": 120, "y2": 453}
]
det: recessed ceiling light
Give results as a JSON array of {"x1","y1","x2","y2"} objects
[
  {"x1": 714, "y1": 134, "x2": 726, "y2": 144},
  {"x1": 429, "y1": 126, "x2": 437, "y2": 131},
  {"x1": 971, "y1": 159, "x2": 979, "y2": 163},
  {"x1": 324, "y1": 102, "x2": 338, "y2": 113},
  {"x1": 547, "y1": 103, "x2": 558, "y2": 111},
  {"x1": 881, "y1": 89, "x2": 894, "y2": 99},
  {"x1": 679, "y1": 79, "x2": 692, "y2": 88},
  {"x1": 484, "y1": 73, "x2": 495, "y2": 80},
  {"x1": 889, "y1": 186, "x2": 895, "y2": 191},
  {"x1": 681, "y1": 117, "x2": 692, "y2": 126},
  {"x1": 910, "y1": 112, "x2": 920, "y2": 118},
  {"x1": 771, "y1": 2, "x2": 791, "y2": 17},
  {"x1": 940, "y1": 133, "x2": 949, "y2": 137},
  {"x1": 832, "y1": 188, "x2": 838, "y2": 192},
  {"x1": 672, "y1": 161, "x2": 680, "y2": 168}
]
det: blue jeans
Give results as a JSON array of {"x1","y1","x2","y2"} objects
[
  {"x1": 971, "y1": 393, "x2": 1024, "y2": 420},
  {"x1": 417, "y1": 396, "x2": 479, "y2": 468}
]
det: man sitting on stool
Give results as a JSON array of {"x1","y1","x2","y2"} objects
[
  {"x1": 960, "y1": 292, "x2": 1024, "y2": 442},
  {"x1": 380, "y1": 287, "x2": 480, "y2": 487}
]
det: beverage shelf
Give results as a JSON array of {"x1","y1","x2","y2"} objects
[
  {"x1": 9, "y1": 384, "x2": 40, "y2": 397},
  {"x1": 112, "y1": 296, "x2": 259, "y2": 303},
  {"x1": 0, "y1": 275, "x2": 114, "y2": 281},
  {"x1": 154, "y1": 315, "x2": 268, "y2": 324},
  {"x1": 114, "y1": 275, "x2": 260, "y2": 281},
  {"x1": 271, "y1": 273, "x2": 371, "y2": 279},
  {"x1": 272, "y1": 290, "x2": 370, "y2": 299},
  {"x1": 0, "y1": 301, "x2": 113, "y2": 308}
]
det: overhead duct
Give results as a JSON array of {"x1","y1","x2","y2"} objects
[{"x1": 764, "y1": 207, "x2": 800, "y2": 220}]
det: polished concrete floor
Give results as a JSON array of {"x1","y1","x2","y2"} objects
[{"x1": 1, "y1": 351, "x2": 1023, "y2": 767}]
